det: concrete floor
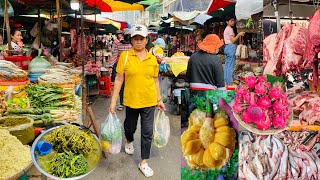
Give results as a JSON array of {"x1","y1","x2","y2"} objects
[{"x1": 83, "y1": 96, "x2": 181, "y2": 180}]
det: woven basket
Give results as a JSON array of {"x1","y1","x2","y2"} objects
[{"x1": 233, "y1": 110, "x2": 293, "y2": 135}]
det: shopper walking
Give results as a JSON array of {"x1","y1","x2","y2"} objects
[
  {"x1": 149, "y1": 38, "x2": 166, "y2": 64},
  {"x1": 109, "y1": 24, "x2": 166, "y2": 178},
  {"x1": 223, "y1": 16, "x2": 245, "y2": 86}
]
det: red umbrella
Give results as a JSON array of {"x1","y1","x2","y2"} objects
[
  {"x1": 207, "y1": 0, "x2": 234, "y2": 14},
  {"x1": 85, "y1": 0, "x2": 112, "y2": 12}
]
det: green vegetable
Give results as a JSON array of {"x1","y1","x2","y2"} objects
[
  {"x1": 245, "y1": 18, "x2": 254, "y2": 28},
  {"x1": 40, "y1": 151, "x2": 88, "y2": 178},
  {"x1": 5, "y1": 108, "x2": 51, "y2": 115},
  {"x1": 25, "y1": 84, "x2": 74, "y2": 109},
  {"x1": 7, "y1": 98, "x2": 28, "y2": 109},
  {"x1": 43, "y1": 124, "x2": 95, "y2": 155}
]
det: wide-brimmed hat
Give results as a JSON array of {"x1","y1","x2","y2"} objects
[{"x1": 197, "y1": 34, "x2": 224, "y2": 54}]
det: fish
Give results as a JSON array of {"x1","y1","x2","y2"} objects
[
  {"x1": 279, "y1": 146, "x2": 288, "y2": 179},
  {"x1": 254, "y1": 153, "x2": 264, "y2": 179},
  {"x1": 244, "y1": 161, "x2": 258, "y2": 180},
  {"x1": 268, "y1": 156, "x2": 281, "y2": 180}
]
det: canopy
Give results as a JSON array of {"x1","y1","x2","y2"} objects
[
  {"x1": 169, "y1": 0, "x2": 211, "y2": 12},
  {"x1": 85, "y1": 0, "x2": 144, "y2": 12}
]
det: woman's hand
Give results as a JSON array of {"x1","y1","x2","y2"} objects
[
  {"x1": 109, "y1": 101, "x2": 116, "y2": 114},
  {"x1": 157, "y1": 100, "x2": 166, "y2": 111}
]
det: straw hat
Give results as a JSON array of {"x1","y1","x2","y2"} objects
[{"x1": 197, "y1": 34, "x2": 224, "y2": 54}]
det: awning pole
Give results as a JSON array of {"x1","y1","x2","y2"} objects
[
  {"x1": 4, "y1": 0, "x2": 11, "y2": 51},
  {"x1": 56, "y1": 0, "x2": 63, "y2": 61},
  {"x1": 94, "y1": 0, "x2": 97, "y2": 63}
]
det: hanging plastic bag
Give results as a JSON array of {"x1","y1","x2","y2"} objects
[
  {"x1": 100, "y1": 113, "x2": 122, "y2": 154},
  {"x1": 0, "y1": 0, "x2": 14, "y2": 17},
  {"x1": 153, "y1": 110, "x2": 170, "y2": 148},
  {"x1": 235, "y1": 0, "x2": 263, "y2": 20}
]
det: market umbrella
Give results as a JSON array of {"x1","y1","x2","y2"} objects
[
  {"x1": 85, "y1": 0, "x2": 144, "y2": 12},
  {"x1": 98, "y1": 24, "x2": 119, "y2": 34},
  {"x1": 138, "y1": 0, "x2": 159, "y2": 6},
  {"x1": 85, "y1": 0, "x2": 112, "y2": 12},
  {"x1": 208, "y1": 3, "x2": 235, "y2": 22},
  {"x1": 0, "y1": 0, "x2": 14, "y2": 17},
  {"x1": 207, "y1": 0, "x2": 234, "y2": 14}
]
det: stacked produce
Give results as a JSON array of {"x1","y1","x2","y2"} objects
[
  {"x1": 36, "y1": 124, "x2": 101, "y2": 178},
  {"x1": 233, "y1": 75, "x2": 290, "y2": 131},
  {"x1": 239, "y1": 131, "x2": 320, "y2": 180},
  {"x1": 0, "y1": 91, "x2": 7, "y2": 115},
  {"x1": 181, "y1": 109, "x2": 236, "y2": 170},
  {"x1": 0, "y1": 60, "x2": 28, "y2": 82},
  {"x1": 0, "y1": 129, "x2": 32, "y2": 179}
]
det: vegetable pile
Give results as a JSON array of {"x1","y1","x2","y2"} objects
[
  {"x1": 43, "y1": 124, "x2": 95, "y2": 156},
  {"x1": 7, "y1": 98, "x2": 28, "y2": 109},
  {"x1": 26, "y1": 84, "x2": 74, "y2": 109},
  {"x1": 233, "y1": 75, "x2": 290, "y2": 130},
  {"x1": 181, "y1": 109, "x2": 236, "y2": 170}
]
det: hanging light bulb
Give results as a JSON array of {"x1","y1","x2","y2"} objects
[{"x1": 71, "y1": 0, "x2": 80, "y2": 11}]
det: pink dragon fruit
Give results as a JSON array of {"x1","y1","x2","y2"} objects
[
  {"x1": 243, "y1": 91, "x2": 251, "y2": 104},
  {"x1": 236, "y1": 86, "x2": 249, "y2": 97},
  {"x1": 248, "y1": 104, "x2": 265, "y2": 123},
  {"x1": 233, "y1": 102, "x2": 245, "y2": 114},
  {"x1": 241, "y1": 110, "x2": 252, "y2": 124},
  {"x1": 256, "y1": 115, "x2": 272, "y2": 130},
  {"x1": 254, "y1": 82, "x2": 268, "y2": 96},
  {"x1": 258, "y1": 76, "x2": 267, "y2": 83},
  {"x1": 283, "y1": 107, "x2": 291, "y2": 119},
  {"x1": 257, "y1": 96, "x2": 271, "y2": 110},
  {"x1": 245, "y1": 76, "x2": 257, "y2": 89},
  {"x1": 272, "y1": 115, "x2": 287, "y2": 129},
  {"x1": 234, "y1": 97, "x2": 242, "y2": 103},
  {"x1": 269, "y1": 87, "x2": 283, "y2": 100},
  {"x1": 281, "y1": 93, "x2": 289, "y2": 104},
  {"x1": 272, "y1": 100, "x2": 287, "y2": 114},
  {"x1": 265, "y1": 82, "x2": 271, "y2": 89}
]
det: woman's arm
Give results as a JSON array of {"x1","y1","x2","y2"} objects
[
  {"x1": 229, "y1": 32, "x2": 245, "y2": 44},
  {"x1": 154, "y1": 77, "x2": 166, "y2": 111},
  {"x1": 109, "y1": 73, "x2": 124, "y2": 113}
]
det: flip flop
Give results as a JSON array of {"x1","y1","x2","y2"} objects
[
  {"x1": 125, "y1": 142, "x2": 134, "y2": 155},
  {"x1": 138, "y1": 163, "x2": 154, "y2": 178},
  {"x1": 117, "y1": 106, "x2": 124, "y2": 111}
]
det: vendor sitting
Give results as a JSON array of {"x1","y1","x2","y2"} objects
[
  {"x1": 3, "y1": 28, "x2": 24, "y2": 56},
  {"x1": 186, "y1": 34, "x2": 225, "y2": 90}
]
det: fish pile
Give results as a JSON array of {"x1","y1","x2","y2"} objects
[{"x1": 239, "y1": 131, "x2": 320, "y2": 180}]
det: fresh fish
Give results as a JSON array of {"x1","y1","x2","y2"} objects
[
  {"x1": 279, "y1": 146, "x2": 288, "y2": 180},
  {"x1": 244, "y1": 161, "x2": 258, "y2": 180},
  {"x1": 268, "y1": 156, "x2": 281, "y2": 180},
  {"x1": 301, "y1": 149, "x2": 318, "y2": 179},
  {"x1": 254, "y1": 153, "x2": 263, "y2": 179}
]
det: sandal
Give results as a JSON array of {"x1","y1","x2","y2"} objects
[
  {"x1": 138, "y1": 163, "x2": 154, "y2": 178},
  {"x1": 117, "y1": 106, "x2": 124, "y2": 111},
  {"x1": 125, "y1": 142, "x2": 134, "y2": 155}
]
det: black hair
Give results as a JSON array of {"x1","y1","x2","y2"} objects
[
  {"x1": 225, "y1": 15, "x2": 236, "y2": 22},
  {"x1": 121, "y1": 34, "x2": 131, "y2": 44},
  {"x1": 10, "y1": 28, "x2": 21, "y2": 36}
]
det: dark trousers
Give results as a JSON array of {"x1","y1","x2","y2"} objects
[{"x1": 124, "y1": 106, "x2": 155, "y2": 160}]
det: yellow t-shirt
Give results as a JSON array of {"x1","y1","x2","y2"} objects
[{"x1": 116, "y1": 48, "x2": 159, "y2": 108}]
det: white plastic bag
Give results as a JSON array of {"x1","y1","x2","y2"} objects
[
  {"x1": 235, "y1": 0, "x2": 263, "y2": 20},
  {"x1": 153, "y1": 110, "x2": 170, "y2": 148},
  {"x1": 100, "y1": 113, "x2": 122, "y2": 154}
]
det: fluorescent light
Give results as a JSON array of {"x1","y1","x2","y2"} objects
[{"x1": 71, "y1": 0, "x2": 80, "y2": 11}]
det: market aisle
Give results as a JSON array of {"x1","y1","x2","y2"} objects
[{"x1": 83, "y1": 96, "x2": 181, "y2": 180}]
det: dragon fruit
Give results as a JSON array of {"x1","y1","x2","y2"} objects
[
  {"x1": 254, "y1": 82, "x2": 268, "y2": 96},
  {"x1": 257, "y1": 96, "x2": 271, "y2": 110},
  {"x1": 234, "y1": 97, "x2": 242, "y2": 104},
  {"x1": 233, "y1": 102, "x2": 245, "y2": 114},
  {"x1": 243, "y1": 92, "x2": 251, "y2": 104},
  {"x1": 272, "y1": 115, "x2": 286, "y2": 129},
  {"x1": 241, "y1": 110, "x2": 252, "y2": 123},
  {"x1": 248, "y1": 105, "x2": 265, "y2": 123},
  {"x1": 256, "y1": 115, "x2": 272, "y2": 130},
  {"x1": 265, "y1": 82, "x2": 271, "y2": 89},
  {"x1": 272, "y1": 100, "x2": 287, "y2": 114},
  {"x1": 269, "y1": 87, "x2": 282, "y2": 100},
  {"x1": 236, "y1": 86, "x2": 249, "y2": 97},
  {"x1": 258, "y1": 76, "x2": 267, "y2": 83},
  {"x1": 283, "y1": 107, "x2": 291, "y2": 119},
  {"x1": 245, "y1": 76, "x2": 257, "y2": 89}
]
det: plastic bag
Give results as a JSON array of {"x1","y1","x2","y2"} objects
[
  {"x1": 235, "y1": 0, "x2": 263, "y2": 20},
  {"x1": 28, "y1": 49, "x2": 52, "y2": 75},
  {"x1": 0, "y1": 0, "x2": 14, "y2": 17},
  {"x1": 153, "y1": 110, "x2": 170, "y2": 148},
  {"x1": 100, "y1": 113, "x2": 122, "y2": 154}
]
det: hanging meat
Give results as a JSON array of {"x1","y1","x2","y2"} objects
[{"x1": 303, "y1": 10, "x2": 320, "y2": 91}]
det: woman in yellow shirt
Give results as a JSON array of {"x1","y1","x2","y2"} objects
[{"x1": 109, "y1": 25, "x2": 166, "y2": 177}]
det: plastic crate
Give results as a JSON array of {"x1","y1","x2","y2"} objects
[{"x1": 4, "y1": 56, "x2": 33, "y2": 70}]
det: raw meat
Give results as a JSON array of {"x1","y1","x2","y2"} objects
[
  {"x1": 281, "y1": 25, "x2": 307, "y2": 74},
  {"x1": 263, "y1": 33, "x2": 277, "y2": 75},
  {"x1": 303, "y1": 10, "x2": 320, "y2": 90},
  {"x1": 70, "y1": 29, "x2": 77, "y2": 52}
]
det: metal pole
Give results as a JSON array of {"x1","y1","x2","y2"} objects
[
  {"x1": 80, "y1": 0, "x2": 86, "y2": 124},
  {"x1": 94, "y1": 0, "x2": 97, "y2": 63},
  {"x1": 56, "y1": 0, "x2": 63, "y2": 61},
  {"x1": 272, "y1": 0, "x2": 281, "y2": 33},
  {"x1": 38, "y1": 9, "x2": 41, "y2": 48}
]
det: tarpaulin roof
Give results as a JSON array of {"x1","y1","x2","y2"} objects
[
  {"x1": 207, "y1": 0, "x2": 234, "y2": 14},
  {"x1": 85, "y1": 0, "x2": 144, "y2": 12},
  {"x1": 169, "y1": 0, "x2": 211, "y2": 12}
]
